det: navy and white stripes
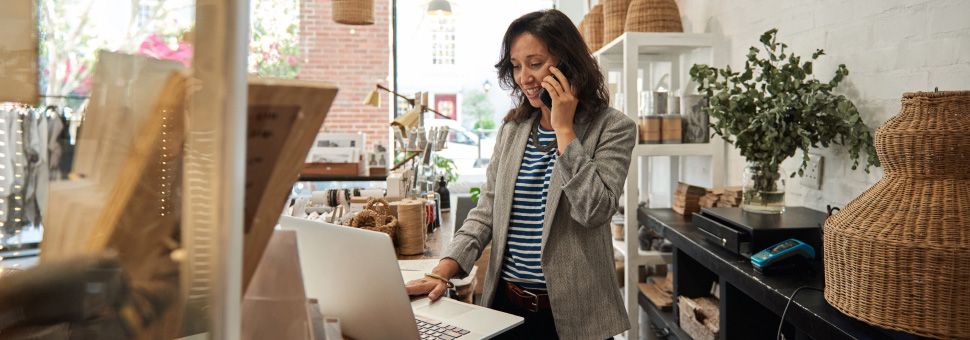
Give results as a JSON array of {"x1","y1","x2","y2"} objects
[{"x1": 502, "y1": 125, "x2": 557, "y2": 290}]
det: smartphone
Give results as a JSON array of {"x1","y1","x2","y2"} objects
[{"x1": 540, "y1": 62, "x2": 569, "y2": 108}]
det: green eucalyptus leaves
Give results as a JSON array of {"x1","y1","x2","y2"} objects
[{"x1": 689, "y1": 29, "x2": 880, "y2": 182}]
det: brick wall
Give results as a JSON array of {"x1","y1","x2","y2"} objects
[
  {"x1": 300, "y1": 0, "x2": 391, "y2": 151},
  {"x1": 676, "y1": 0, "x2": 970, "y2": 211}
]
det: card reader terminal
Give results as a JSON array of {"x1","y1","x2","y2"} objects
[{"x1": 751, "y1": 239, "x2": 816, "y2": 272}]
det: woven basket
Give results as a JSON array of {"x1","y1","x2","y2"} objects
[
  {"x1": 603, "y1": 0, "x2": 630, "y2": 44},
  {"x1": 587, "y1": 4, "x2": 605, "y2": 52},
  {"x1": 625, "y1": 0, "x2": 683, "y2": 32},
  {"x1": 577, "y1": 16, "x2": 590, "y2": 52},
  {"x1": 823, "y1": 91, "x2": 970, "y2": 339},
  {"x1": 349, "y1": 198, "x2": 397, "y2": 238},
  {"x1": 332, "y1": 0, "x2": 374, "y2": 25}
]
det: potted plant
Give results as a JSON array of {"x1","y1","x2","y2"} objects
[{"x1": 689, "y1": 29, "x2": 880, "y2": 214}]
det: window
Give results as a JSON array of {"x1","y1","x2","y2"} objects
[
  {"x1": 395, "y1": 0, "x2": 554, "y2": 182},
  {"x1": 430, "y1": 16, "x2": 454, "y2": 65}
]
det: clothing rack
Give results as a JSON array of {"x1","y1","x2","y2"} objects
[{"x1": 39, "y1": 94, "x2": 89, "y2": 100}]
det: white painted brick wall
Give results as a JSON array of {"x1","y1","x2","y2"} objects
[{"x1": 676, "y1": 0, "x2": 970, "y2": 212}]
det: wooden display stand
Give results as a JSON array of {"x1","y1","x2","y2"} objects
[
  {"x1": 41, "y1": 52, "x2": 188, "y2": 338},
  {"x1": 43, "y1": 52, "x2": 185, "y2": 263},
  {"x1": 0, "y1": 0, "x2": 38, "y2": 103},
  {"x1": 242, "y1": 78, "x2": 338, "y2": 294},
  {"x1": 39, "y1": 51, "x2": 340, "y2": 337},
  {"x1": 242, "y1": 230, "x2": 312, "y2": 340}
]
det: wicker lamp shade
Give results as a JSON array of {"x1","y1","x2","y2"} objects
[
  {"x1": 333, "y1": 0, "x2": 374, "y2": 25},
  {"x1": 603, "y1": 0, "x2": 630, "y2": 44},
  {"x1": 823, "y1": 91, "x2": 970, "y2": 339},
  {"x1": 587, "y1": 4, "x2": 605, "y2": 52},
  {"x1": 625, "y1": 0, "x2": 683, "y2": 32}
]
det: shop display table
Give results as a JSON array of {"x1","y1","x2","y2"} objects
[{"x1": 639, "y1": 207, "x2": 919, "y2": 340}]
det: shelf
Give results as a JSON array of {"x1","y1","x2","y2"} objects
[
  {"x1": 612, "y1": 239, "x2": 671, "y2": 266},
  {"x1": 633, "y1": 143, "x2": 717, "y2": 157},
  {"x1": 594, "y1": 32, "x2": 716, "y2": 58},
  {"x1": 602, "y1": 29, "x2": 722, "y2": 340},
  {"x1": 297, "y1": 175, "x2": 387, "y2": 182},
  {"x1": 642, "y1": 207, "x2": 902, "y2": 339},
  {"x1": 638, "y1": 286, "x2": 690, "y2": 340}
]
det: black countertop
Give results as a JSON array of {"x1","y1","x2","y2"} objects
[{"x1": 639, "y1": 207, "x2": 923, "y2": 340}]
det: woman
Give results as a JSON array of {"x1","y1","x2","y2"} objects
[{"x1": 405, "y1": 9, "x2": 637, "y2": 339}]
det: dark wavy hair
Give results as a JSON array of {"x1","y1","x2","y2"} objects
[{"x1": 496, "y1": 9, "x2": 610, "y2": 124}]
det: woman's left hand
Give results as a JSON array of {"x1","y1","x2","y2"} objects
[{"x1": 542, "y1": 66, "x2": 578, "y2": 132}]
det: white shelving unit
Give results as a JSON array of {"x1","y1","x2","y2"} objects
[{"x1": 594, "y1": 32, "x2": 725, "y2": 340}]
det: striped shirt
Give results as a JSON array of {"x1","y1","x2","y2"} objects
[{"x1": 502, "y1": 124, "x2": 557, "y2": 290}]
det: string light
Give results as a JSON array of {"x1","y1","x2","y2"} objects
[{"x1": 158, "y1": 109, "x2": 175, "y2": 218}]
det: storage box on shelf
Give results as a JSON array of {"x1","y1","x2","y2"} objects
[
  {"x1": 595, "y1": 31, "x2": 725, "y2": 339},
  {"x1": 641, "y1": 207, "x2": 901, "y2": 339}
]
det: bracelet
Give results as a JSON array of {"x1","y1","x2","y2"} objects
[{"x1": 424, "y1": 273, "x2": 455, "y2": 288}]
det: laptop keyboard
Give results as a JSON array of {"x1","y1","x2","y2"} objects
[{"x1": 416, "y1": 315, "x2": 470, "y2": 339}]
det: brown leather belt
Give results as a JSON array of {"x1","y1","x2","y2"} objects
[{"x1": 503, "y1": 281, "x2": 551, "y2": 312}]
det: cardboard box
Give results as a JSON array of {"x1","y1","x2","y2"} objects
[{"x1": 679, "y1": 296, "x2": 720, "y2": 340}]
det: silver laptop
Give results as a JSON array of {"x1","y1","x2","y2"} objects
[{"x1": 279, "y1": 216, "x2": 523, "y2": 340}]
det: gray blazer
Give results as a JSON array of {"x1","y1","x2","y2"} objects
[{"x1": 445, "y1": 107, "x2": 637, "y2": 339}]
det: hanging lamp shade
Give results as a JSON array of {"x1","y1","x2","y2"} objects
[
  {"x1": 333, "y1": 0, "x2": 374, "y2": 25},
  {"x1": 427, "y1": 0, "x2": 452, "y2": 16},
  {"x1": 363, "y1": 87, "x2": 381, "y2": 107},
  {"x1": 824, "y1": 91, "x2": 970, "y2": 339},
  {"x1": 391, "y1": 106, "x2": 422, "y2": 137}
]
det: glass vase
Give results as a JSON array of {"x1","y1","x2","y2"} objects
[{"x1": 741, "y1": 162, "x2": 786, "y2": 214}]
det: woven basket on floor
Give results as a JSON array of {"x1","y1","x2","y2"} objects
[
  {"x1": 587, "y1": 4, "x2": 605, "y2": 52},
  {"x1": 823, "y1": 91, "x2": 970, "y2": 339},
  {"x1": 603, "y1": 0, "x2": 630, "y2": 44},
  {"x1": 625, "y1": 0, "x2": 683, "y2": 32},
  {"x1": 333, "y1": 0, "x2": 374, "y2": 25}
]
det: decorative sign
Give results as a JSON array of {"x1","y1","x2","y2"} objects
[{"x1": 435, "y1": 93, "x2": 457, "y2": 120}]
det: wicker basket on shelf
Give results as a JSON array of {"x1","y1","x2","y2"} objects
[
  {"x1": 625, "y1": 0, "x2": 683, "y2": 32},
  {"x1": 577, "y1": 16, "x2": 589, "y2": 51},
  {"x1": 587, "y1": 4, "x2": 604, "y2": 52},
  {"x1": 332, "y1": 0, "x2": 374, "y2": 25},
  {"x1": 603, "y1": 0, "x2": 630, "y2": 44},
  {"x1": 823, "y1": 91, "x2": 970, "y2": 339}
]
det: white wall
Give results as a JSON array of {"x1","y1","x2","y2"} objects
[{"x1": 675, "y1": 0, "x2": 970, "y2": 211}]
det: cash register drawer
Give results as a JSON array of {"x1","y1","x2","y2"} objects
[{"x1": 692, "y1": 213, "x2": 745, "y2": 255}]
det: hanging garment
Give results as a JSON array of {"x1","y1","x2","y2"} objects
[
  {"x1": 0, "y1": 106, "x2": 28, "y2": 237},
  {"x1": 23, "y1": 107, "x2": 44, "y2": 226}
]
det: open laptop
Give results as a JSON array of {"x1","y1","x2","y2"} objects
[{"x1": 279, "y1": 216, "x2": 523, "y2": 339}]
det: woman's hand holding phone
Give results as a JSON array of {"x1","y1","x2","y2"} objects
[{"x1": 540, "y1": 63, "x2": 579, "y2": 133}]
